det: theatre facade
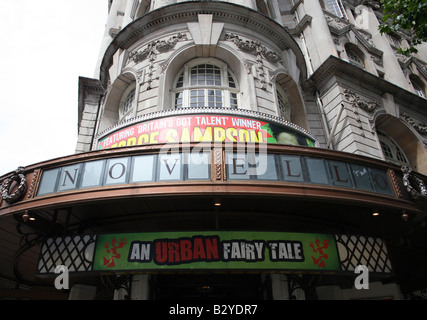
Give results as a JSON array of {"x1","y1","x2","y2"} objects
[{"x1": 1, "y1": 0, "x2": 427, "y2": 300}]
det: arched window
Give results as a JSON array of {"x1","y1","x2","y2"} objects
[
  {"x1": 378, "y1": 131, "x2": 410, "y2": 166},
  {"x1": 119, "y1": 84, "x2": 136, "y2": 122},
  {"x1": 276, "y1": 85, "x2": 290, "y2": 121},
  {"x1": 173, "y1": 59, "x2": 239, "y2": 109},
  {"x1": 323, "y1": 0, "x2": 347, "y2": 19},
  {"x1": 346, "y1": 45, "x2": 365, "y2": 69},
  {"x1": 410, "y1": 75, "x2": 426, "y2": 98}
]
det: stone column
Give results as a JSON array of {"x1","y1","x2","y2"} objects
[
  {"x1": 130, "y1": 274, "x2": 151, "y2": 300},
  {"x1": 354, "y1": 5, "x2": 408, "y2": 89},
  {"x1": 300, "y1": 0, "x2": 338, "y2": 70},
  {"x1": 270, "y1": 274, "x2": 290, "y2": 299}
]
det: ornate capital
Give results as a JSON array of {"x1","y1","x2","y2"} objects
[
  {"x1": 224, "y1": 33, "x2": 281, "y2": 64},
  {"x1": 344, "y1": 89, "x2": 380, "y2": 112},
  {"x1": 129, "y1": 33, "x2": 188, "y2": 63},
  {"x1": 401, "y1": 113, "x2": 427, "y2": 135}
]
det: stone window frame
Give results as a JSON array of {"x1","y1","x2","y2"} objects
[
  {"x1": 275, "y1": 84, "x2": 291, "y2": 121},
  {"x1": 345, "y1": 44, "x2": 365, "y2": 69},
  {"x1": 409, "y1": 74, "x2": 426, "y2": 98},
  {"x1": 377, "y1": 131, "x2": 410, "y2": 166},
  {"x1": 172, "y1": 58, "x2": 240, "y2": 110},
  {"x1": 119, "y1": 83, "x2": 137, "y2": 122},
  {"x1": 323, "y1": 0, "x2": 348, "y2": 19}
]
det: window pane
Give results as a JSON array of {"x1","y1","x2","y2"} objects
[
  {"x1": 131, "y1": 155, "x2": 156, "y2": 182},
  {"x1": 370, "y1": 168, "x2": 393, "y2": 195},
  {"x1": 58, "y1": 164, "x2": 82, "y2": 192},
  {"x1": 350, "y1": 164, "x2": 374, "y2": 191},
  {"x1": 280, "y1": 155, "x2": 304, "y2": 182},
  {"x1": 175, "y1": 92, "x2": 183, "y2": 109},
  {"x1": 159, "y1": 154, "x2": 182, "y2": 181},
  {"x1": 226, "y1": 153, "x2": 250, "y2": 180},
  {"x1": 328, "y1": 160, "x2": 352, "y2": 188},
  {"x1": 176, "y1": 73, "x2": 184, "y2": 88},
  {"x1": 306, "y1": 158, "x2": 329, "y2": 185},
  {"x1": 228, "y1": 73, "x2": 236, "y2": 88},
  {"x1": 254, "y1": 154, "x2": 277, "y2": 180},
  {"x1": 230, "y1": 93, "x2": 238, "y2": 109},
  {"x1": 105, "y1": 157, "x2": 129, "y2": 185},
  {"x1": 81, "y1": 160, "x2": 105, "y2": 188},
  {"x1": 187, "y1": 152, "x2": 210, "y2": 180},
  {"x1": 38, "y1": 168, "x2": 60, "y2": 195},
  {"x1": 123, "y1": 89, "x2": 135, "y2": 114},
  {"x1": 175, "y1": 62, "x2": 238, "y2": 109}
]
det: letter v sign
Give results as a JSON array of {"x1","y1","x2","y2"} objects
[{"x1": 163, "y1": 158, "x2": 179, "y2": 175}]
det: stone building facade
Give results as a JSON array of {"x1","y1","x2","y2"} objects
[{"x1": 1, "y1": 0, "x2": 426, "y2": 300}]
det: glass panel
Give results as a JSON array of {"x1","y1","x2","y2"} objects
[
  {"x1": 158, "y1": 154, "x2": 182, "y2": 181},
  {"x1": 328, "y1": 160, "x2": 353, "y2": 188},
  {"x1": 228, "y1": 73, "x2": 236, "y2": 88},
  {"x1": 123, "y1": 89, "x2": 135, "y2": 114},
  {"x1": 105, "y1": 157, "x2": 129, "y2": 185},
  {"x1": 226, "y1": 153, "x2": 250, "y2": 180},
  {"x1": 350, "y1": 164, "x2": 374, "y2": 191},
  {"x1": 306, "y1": 158, "x2": 329, "y2": 185},
  {"x1": 187, "y1": 152, "x2": 210, "y2": 180},
  {"x1": 175, "y1": 92, "x2": 183, "y2": 109},
  {"x1": 58, "y1": 164, "x2": 82, "y2": 192},
  {"x1": 326, "y1": 0, "x2": 345, "y2": 17},
  {"x1": 280, "y1": 155, "x2": 304, "y2": 182},
  {"x1": 81, "y1": 160, "x2": 105, "y2": 188},
  {"x1": 254, "y1": 154, "x2": 278, "y2": 180},
  {"x1": 131, "y1": 155, "x2": 156, "y2": 182},
  {"x1": 176, "y1": 73, "x2": 184, "y2": 88},
  {"x1": 370, "y1": 168, "x2": 394, "y2": 196},
  {"x1": 230, "y1": 93, "x2": 238, "y2": 109},
  {"x1": 190, "y1": 64, "x2": 222, "y2": 86},
  {"x1": 38, "y1": 168, "x2": 60, "y2": 195}
]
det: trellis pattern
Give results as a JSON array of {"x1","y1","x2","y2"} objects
[
  {"x1": 37, "y1": 233, "x2": 392, "y2": 275},
  {"x1": 335, "y1": 234, "x2": 392, "y2": 273},
  {"x1": 37, "y1": 235, "x2": 97, "y2": 274}
]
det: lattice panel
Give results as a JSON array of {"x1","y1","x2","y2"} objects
[
  {"x1": 335, "y1": 234, "x2": 392, "y2": 273},
  {"x1": 38, "y1": 235, "x2": 97, "y2": 274}
]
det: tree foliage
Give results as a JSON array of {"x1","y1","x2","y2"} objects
[{"x1": 378, "y1": 0, "x2": 427, "y2": 55}]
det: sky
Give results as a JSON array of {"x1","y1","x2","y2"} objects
[{"x1": 0, "y1": 1, "x2": 108, "y2": 176}]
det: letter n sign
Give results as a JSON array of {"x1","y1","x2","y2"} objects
[{"x1": 58, "y1": 164, "x2": 81, "y2": 192}]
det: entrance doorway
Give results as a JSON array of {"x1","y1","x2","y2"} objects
[{"x1": 152, "y1": 274, "x2": 264, "y2": 300}]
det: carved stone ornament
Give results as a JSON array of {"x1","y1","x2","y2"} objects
[
  {"x1": 224, "y1": 33, "x2": 281, "y2": 64},
  {"x1": 344, "y1": 89, "x2": 380, "y2": 112},
  {"x1": 224, "y1": 33, "x2": 281, "y2": 90},
  {"x1": 401, "y1": 113, "x2": 427, "y2": 135},
  {"x1": 128, "y1": 33, "x2": 188, "y2": 63},
  {"x1": 325, "y1": 15, "x2": 348, "y2": 30},
  {"x1": 128, "y1": 33, "x2": 188, "y2": 90},
  {"x1": 1, "y1": 166, "x2": 27, "y2": 204},
  {"x1": 401, "y1": 166, "x2": 427, "y2": 200}
]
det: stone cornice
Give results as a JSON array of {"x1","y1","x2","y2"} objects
[
  {"x1": 78, "y1": 77, "x2": 104, "y2": 127},
  {"x1": 306, "y1": 55, "x2": 427, "y2": 116},
  {"x1": 98, "y1": 1, "x2": 307, "y2": 88}
]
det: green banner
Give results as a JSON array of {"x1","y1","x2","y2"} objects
[{"x1": 93, "y1": 231, "x2": 340, "y2": 272}]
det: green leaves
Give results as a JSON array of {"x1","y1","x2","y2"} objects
[{"x1": 379, "y1": 0, "x2": 427, "y2": 55}]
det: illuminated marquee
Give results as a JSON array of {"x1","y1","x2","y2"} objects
[{"x1": 96, "y1": 114, "x2": 316, "y2": 149}]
